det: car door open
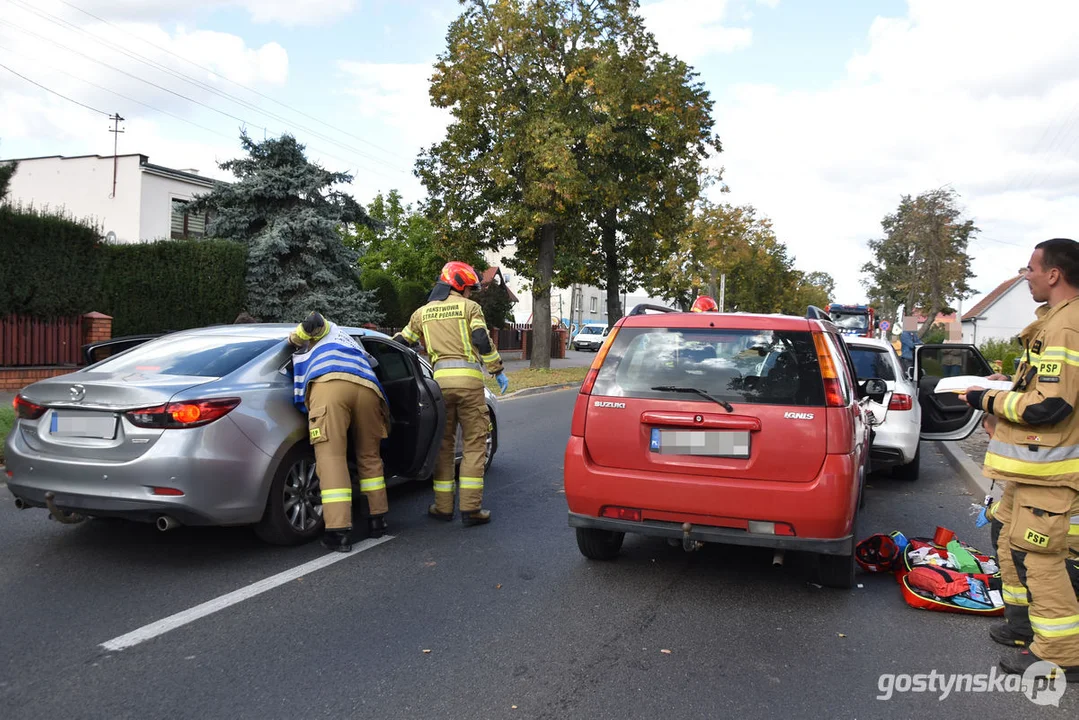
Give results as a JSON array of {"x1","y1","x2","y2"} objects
[
  {"x1": 357, "y1": 337, "x2": 446, "y2": 480},
  {"x1": 916, "y1": 343, "x2": 994, "y2": 441}
]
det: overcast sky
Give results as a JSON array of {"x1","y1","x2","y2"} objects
[{"x1": 1, "y1": 0, "x2": 1076, "y2": 309}]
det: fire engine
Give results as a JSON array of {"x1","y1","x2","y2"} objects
[{"x1": 824, "y1": 304, "x2": 876, "y2": 338}]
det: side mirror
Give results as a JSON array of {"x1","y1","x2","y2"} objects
[{"x1": 862, "y1": 378, "x2": 889, "y2": 403}]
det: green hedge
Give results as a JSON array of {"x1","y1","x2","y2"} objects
[
  {"x1": 97, "y1": 239, "x2": 248, "y2": 336},
  {"x1": 1, "y1": 205, "x2": 247, "y2": 336},
  {"x1": 0, "y1": 204, "x2": 102, "y2": 317}
]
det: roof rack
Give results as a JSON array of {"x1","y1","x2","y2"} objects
[
  {"x1": 627, "y1": 303, "x2": 680, "y2": 316},
  {"x1": 806, "y1": 305, "x2": 833, "y2": 321}
]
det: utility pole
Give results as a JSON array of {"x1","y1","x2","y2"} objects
[
  {"x1": 719, "y1": 273, "x2": 726, "y2": 312},
  {"x1": 108, "y1": 113, "x2": 125, "y2": 199}
]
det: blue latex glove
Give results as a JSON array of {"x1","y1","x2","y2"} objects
[
  {"x1": 496, "y1": 372, "x2": 509, "y2": 395},
  {"x1": 975, "y1": 506, "x2": 990, "y2": 528}
]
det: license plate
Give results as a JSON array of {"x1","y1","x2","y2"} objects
[
  {"x1": 50, "y1": 411, "x2": 118, "y2": 439},
  {"x1": 650, "y1": 429, "x2": 751, "y2": 458}
]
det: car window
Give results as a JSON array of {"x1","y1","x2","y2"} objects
[
  {"x1": 592, "y1": 327, "x2": 825, "y2": 406},
  {"x1": 90, "y1": 336, "x2": 281, "y2": 378},
  {"x1": 831, "y1": 313, "x2": 870, "y2": 332},
  {"x1": 361, "y1": 339, "x2": 413, "y2": 383},
  {"x1": 848, "y1": 346, "x2": 897, "y2": 381},
  {"x1": 579, "y1": 326, "x2": 603, "y2": 335}
]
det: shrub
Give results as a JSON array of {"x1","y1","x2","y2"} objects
[{"x1": 360, "y1": 269, "x2": 400, "y2": 327}]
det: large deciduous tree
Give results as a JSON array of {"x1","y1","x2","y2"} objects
[
  {"x1": 192, "y1": 132, "x2": 381, "y2": 324},
  {"x1": 861, "y1": 187, "x2": 977, "y2": 337},
  {"x1": 343, "y1": 189, "x2": 447, "y2": 289},
  {"x1": 0, "y1": 159, "x2": 17, "y2": 201}
]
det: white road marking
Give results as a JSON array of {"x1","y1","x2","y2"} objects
[{"x1": 100, "y1": 535, "x2": 394, "y2": 652}]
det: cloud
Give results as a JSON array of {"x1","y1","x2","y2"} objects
[
  {"x1": 639, "y1": 0, "x2": 753, "y2": 61},
  {"x1": 71, "y1": 0, "x2": 357, "y2": 27},
  {"x1": 712, "y1": 0, "x2": 1079, "y2": 305}
]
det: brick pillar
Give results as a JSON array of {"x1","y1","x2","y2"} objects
[{"x1": 82, "y1": 311, "x2": 113, "y2": 346}]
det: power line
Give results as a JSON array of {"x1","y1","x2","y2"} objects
[
  {"x1": 5, "y1": 0, "x2": 409, "y2": 174},
  {"x1": 0, "y1": 47, "x2": 404, "y2": 184},
  {"x1": 55, "y1": 0, "x2": 412, "y2": 166},
  {"x1": 0, "y1": 59, "x2": 109, "y2": 115}
]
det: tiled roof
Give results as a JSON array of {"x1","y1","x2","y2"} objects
[
  {"x1": 481, "y1": 266, "x2": 518, "y2": 303},
  {"x1": 962, "y1": 275, "x2": 1025, "y2": 321}
]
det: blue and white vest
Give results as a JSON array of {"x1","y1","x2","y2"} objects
[{"x1": 292, "y1": 323, "x2": 385, "y2": 412}]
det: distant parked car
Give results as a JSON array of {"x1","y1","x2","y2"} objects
[
  {"x1": 572, "y1": 323, "x2": 610, "y2": 351},
  {"x1": 6, "y1": 324, "x2": 499, "y2": 545}
]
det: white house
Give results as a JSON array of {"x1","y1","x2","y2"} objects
[
  {"x1": 2, "y1": 153, "x2": 218, "y2": 243},
  {"x1": 961, "y1": 274, "x2": 1039, "y2": 345},
  {"x1": 483, "y1": 245, "x2": 674, "y2": 327}
]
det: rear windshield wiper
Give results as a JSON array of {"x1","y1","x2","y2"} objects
[{"x1": 651, "y1": 385, "x2": 734, "y2": 413}]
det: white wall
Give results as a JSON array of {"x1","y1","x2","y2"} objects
[
  {"x1": 962, "y1": 281, "x2": 1040, "y2": 345},
  {"x1": 4, "y1": 155, "x2": 143, "y2": 241},
  {"x1": 139, "y1": 170, "x2": 212, "y2": 241}
]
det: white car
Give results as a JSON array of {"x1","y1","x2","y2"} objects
[
  {"x1": 571, "y1": 323, "x2": 610, "y2": 351},
  {"x1": 843, "y1": 336, "x2": 923, "y2": 480}
]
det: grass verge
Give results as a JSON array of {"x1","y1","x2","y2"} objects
[
  {"x1": 0, "y1": 406, "x2": 13, "y2": 465},
  {"x1": 485, "y1": 366, "x2": 589, "y2": 395}
]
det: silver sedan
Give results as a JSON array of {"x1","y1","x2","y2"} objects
[{"x1": 4, "y1": 324, "x2": 499, "y2": 544}]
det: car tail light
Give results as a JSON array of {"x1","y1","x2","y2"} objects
[
  {"x1": 600, "y1": 506, "x2": 642, "y2": 522},
  {"x1": 889, "y1": 393, "x2": 913, "y2": 411},
  {"x1": 812, "y1": 333, "x2": 846, "y2": 407},
  {"x1": 125, "y1": 398, "x2": 241, "y2": 429},
  {"x1": 580, "y1": 325, "x2": 620, "y2": 396},
  {"x1": 13, "y1": 394, "x2": 46, "y2": 420}
]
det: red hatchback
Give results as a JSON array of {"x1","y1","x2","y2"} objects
[{"x1": 564, "y1": 305, "x2": 883, "y2": 588}]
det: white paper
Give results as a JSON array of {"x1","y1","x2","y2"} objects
[
  {"x1": 933, "y1": 376, "x2": 1013, "y2": 394},
  {"x1": 989, "y1": 590, "x2": 1004, "y2": 608}
]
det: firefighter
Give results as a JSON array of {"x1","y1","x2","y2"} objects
[
  {"x1": 289, "y1": 311, "x2": 391, "y2": 552},
  {"x1": 962, "y1": 238, "x2": 1079, "y2": 678},
  {"x1": 393, "y1": 261, "x2": 508, "y2": 526},
  {"x1": 690, "y1": 295, "x2": 718, "y2": 313}
]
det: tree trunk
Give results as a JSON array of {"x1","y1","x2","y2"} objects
[
  {"x1": 531, "y1": 223, "x2": 556, "y2": 370},
  {"x1": 602, "y1": 216, "x2": 621, "y2": 328}
]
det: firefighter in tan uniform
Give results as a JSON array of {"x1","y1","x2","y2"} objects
[
  {"x1": 963, "y1": 238, "x2": 1079, "y2": 679},
  {"x1": 290, "y1": 312, "x2": 391, "y2": 552},
  {"x1": 394, "y1": 261, "x2": 508, "y2": 526}
]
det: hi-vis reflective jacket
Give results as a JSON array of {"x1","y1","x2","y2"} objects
[
  {"x1": 291, "y1": 322, "x2": 387, "y2": 414},
  {"x1": 973, "y1": 296, "x2": 1079, "y2": 493},
  {"x1": 399, "y1": 291, "x2": 503, "y2": 389}
]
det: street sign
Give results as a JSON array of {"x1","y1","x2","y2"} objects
[{"x1": 879, "y1": 320, "x2": 891, "y2": 333}]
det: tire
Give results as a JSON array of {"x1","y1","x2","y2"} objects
[
  {"x1": 817, "y1": 552, "x2": 855, "y2": 589},
  {"x1": 893, "y1": 445, "x2": 921, "y2": 481},
  {"x1": 575, "y1": 527, "x2": 625, "y2": 560},
  {"x1": 255, "y1": 445, "x2": 324, "y2": 545}
]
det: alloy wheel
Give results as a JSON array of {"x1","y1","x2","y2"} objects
[{"x1": 282, "y1": 456, "x2": 322, "y2": 532}]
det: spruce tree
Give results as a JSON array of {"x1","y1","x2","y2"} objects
[{"x1": 193, "y1": 133, "x2": 382, "y2": 324}]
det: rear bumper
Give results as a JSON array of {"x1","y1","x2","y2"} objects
[
  {"x1": 4, "y1": 417, "x2": 274, "y2": 526},
  {"x1": 563, "y1": 436, "x2": 860, "y2": 550},
  {"x1": 569, "y1": 513, "x2": 854, "y2": 555},
  {"x1": 869, "y1": 413, "x2": 919, "y2": 467}
]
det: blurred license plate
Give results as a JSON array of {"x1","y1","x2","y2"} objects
[
  {"x1": 50, "y1": 411, "x2": 117, "y2": 439},
  {"x1": 650, "y1": 429, "x2": 750, "y2": 458}
]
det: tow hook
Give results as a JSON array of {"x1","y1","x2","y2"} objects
[
  {"x1": 681, "y1": 522, "x2": 703, "y2": 552},
  {"x1": 44, "y1": 491, "x2": 86, "y2": 525}
]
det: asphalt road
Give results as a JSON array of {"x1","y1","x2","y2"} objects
[{"x1": 1, "y1": 389, "x2": 1076, "y2": 719}]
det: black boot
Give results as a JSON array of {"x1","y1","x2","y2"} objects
[
  {"x1": 990, "y1": 622, "x2": 1033, "y2": 648},
  {"x1": 321, "y1": 528, "x2": 353, "y2": 553},
  {"x1": 999, "y1": 648, "x2": 1079, "y2": 681},
  {"x1": 368, "y1": 515, "x2": 387, "y2": 539},
  {"x1": 461, "y1": 509, "x2": 491, "y2": 527}
]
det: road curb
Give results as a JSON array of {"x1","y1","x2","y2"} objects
[
  {"x1": 935, "y1": 440, "x2": 992, "y2": 499},
  {"x1": 499, "y1": 382, "x2": 582, "y2": 400}
]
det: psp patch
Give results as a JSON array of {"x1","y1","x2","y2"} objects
[
  {"x1": 310, "y1": 427, "x2": 322, "y2": 441},
  {"x1": 1038, "y1": 360, "x2": 1062, "y2": 377},
  {"x1": 1024, "y1": 528, "x2": 1050, "y2": 548}
]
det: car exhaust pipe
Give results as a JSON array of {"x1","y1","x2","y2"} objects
[
  {"x1": 681, "y1": 522, "x2": 704, "y2": 552},
  {"x1": 13, "y1": 497, "x2": 28, "y2": 510},
  {"x1": 44, "y1": 491, "x2": 86, "y2": 524},
  {"x1": 156, "y1": 515, "x2": 180, "y2": 532},
  {"x1": 773, "y1": 549, "x2": 785, "y2": 567}
]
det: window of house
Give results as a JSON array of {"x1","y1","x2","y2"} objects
[
  {"x1": 171, "y1": 199, "x2": 209, "y2": 239},
  {"x1": 590, "y1": 297, "x2": 598, "y2": 313}
]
